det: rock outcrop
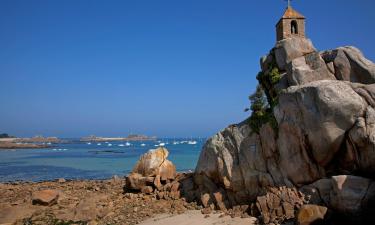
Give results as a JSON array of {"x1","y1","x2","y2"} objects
[
  {"x1": 132, "y1": 147, "x2": 176, "y2": 181},
  {"x1": 195, "y1": 37, "x2": 375, "y2": 224},
  {"x1": 255, "y1": 187, "x2": 305, "y2": 224},
  {"x1": 126, "y1": 147, "x2": 177, "y2": 192},
  {"x1": 125, "y1": 147, "x2": 194, "y2": 202}
]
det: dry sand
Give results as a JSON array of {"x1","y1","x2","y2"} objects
[{"x1": 139, "y1": 210, "x2": 257, "y2": 225}]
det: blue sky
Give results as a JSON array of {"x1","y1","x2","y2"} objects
[{"x1": 1, "y1": 0, "x2": 374, "y2": 138}]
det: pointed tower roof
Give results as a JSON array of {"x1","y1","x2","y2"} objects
[{"x1": 281, "y1": 6, "x2": 305, "y2": 19}]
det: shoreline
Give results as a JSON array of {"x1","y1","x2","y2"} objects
[{"x1": 0, "y1": 170, "x2": 195, "y2": 184}]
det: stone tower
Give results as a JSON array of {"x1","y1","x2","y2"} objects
[{"x1": 276, "y1": 6, "x2": 305, "y2": 41}]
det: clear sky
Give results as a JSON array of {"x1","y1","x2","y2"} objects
[{"x1": 1, "y1": 0, "x2": 374, "y2": 138}]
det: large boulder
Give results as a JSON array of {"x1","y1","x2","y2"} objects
[
  {"x1": 132, "y1": 147, "x2": 176, "y2": 180},
  {"x1": 286, "y1": 51, "x2": 336, "y2": 86},
  {"x1": 329, "y1": 175, "x2": 371, "y2": 214},
  {"x1": 321, "y1": 46, "x2": 375, "y2": 83},
  {"x1": 301, "y1": 175, "x2": 375, "y2": 215},
  {"x1": 274, "y1": 80, "x2": 367, "y2": 185},
  {"x1": 274, "y1": 37, "x2": 316, "y2": 71},
  {"x1": 195, "y1": 122, "x2": 276, "y2": 204},
  {"x1": 126, "y1": 147, "x2": 176, "y2": 191}
]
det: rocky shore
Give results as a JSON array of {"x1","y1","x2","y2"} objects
[
  {"x1": 0, "y1": 177, "x2": 197, "y2": 225},
  {"x1": 0, "y1": 147, "x2": 258, "y2": 225}
]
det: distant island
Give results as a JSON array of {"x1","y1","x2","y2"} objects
[
  {"x1": 0, "y1": 135, "x2": 61, "y2": 149},
  {"x1": 0, "y1": 133, "x2": 15, "y2": 138},
  {"x1": 80, "y1": 134, "x2": 157, "y2": 142}
]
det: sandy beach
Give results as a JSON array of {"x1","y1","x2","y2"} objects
[{"x1": 139, "y1": 210, "x2": 257, "y2": 225}]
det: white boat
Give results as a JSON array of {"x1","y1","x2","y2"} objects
[
  {"x1": 140, "y1": 143, "x2": 146, "y2": 147},
  {"x1": 173, "y1": 141, "x2": 179, "y2": 145},
  {"x1": 47, "y1": 142, "x2": 52, "y2": 145},
  {"x1": 159, "y1": 143, "x2": 165, "y2": 147},
  {"x1": 97, "y1": 143, "x2": 102, "y2": 146},
  {"x1": 154, "y1": 144, "x2": 159, "y2": 147},
  {"x1": 118, "y1": 144, "x2": 125, "y2": 147},
  {"x1": 108, "y1": 144, "x2": 112, "y2": 146},
  {"x1": 125, "y1": 142, "x2": 131, "y2": 146},
  {"x1": 188, "y1": 140, "x2": 197, "y2": 145},
  {"x1": 87, "y1": 142, "x2": 92, "y2": 145}
]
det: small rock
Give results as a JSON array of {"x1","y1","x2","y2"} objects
[
  {"x1": 201, "y1": 193, "x2": 212, "y2": 208},
  {"x1": 141, "y1": 186, "x2": 154, "y2": 194},
  {"x1": 133, "y1": 207, "x2": 138, "y2": 212},
  {"x1": 153, "y1": 175, "x2": 162, "y2": 190},
  {"x1": 170, "y1": 190, "x2": 181, "y2": 200},
  {"x1": 125, "y1": 193, "x2": 135, "y2": 199},
  {"x1": 112, "y1": 175, "x2": 120, "y2": 180},
  {"x1": 32, "y1": 189, "x2": 59, "y2": 206},
  {"x1": 241, "y1": 213, "x2": 251, "y2": 218},
  {"x1": 157, "y1": 191, "x2": 165, "y2": 200},
  {"x1": 87, "y1": 220, "x2": 98, "y2": 225},
  {"x1": 170, "y1": 182, "x2": 180, "y2": 192},
  {"x1": 126, "y1": 173, "x2": 146, "y2": 191},
  {"x1": 297, "y1": 204, "x2": 328, "y2": 225},
  {"x1": 201, "y1": 207, "x2": 212, "y2": 215},
  {"x1": 213, "y1": 191, "x2": 227, "y2": 211},
  {"x1": 58, "y1": 178, "x2": 66, "y2": 183}
]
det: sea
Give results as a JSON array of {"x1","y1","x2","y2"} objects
[{"x1": 0, "y1": 138, "x2": 205, "y2": 182}]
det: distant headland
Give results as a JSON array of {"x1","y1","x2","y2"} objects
[
  {"x1": 0, "y1": 135, "x2": 61, "y2": 149},
  {"x1": 80, "y1": 134, "x2": 157, "y2": 142}
]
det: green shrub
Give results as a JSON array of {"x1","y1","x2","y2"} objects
[{"x1": 247, "y1": 51, "x2": 280, "y2": 134}]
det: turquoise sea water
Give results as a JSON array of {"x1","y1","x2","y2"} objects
[{"x1": 0, "y1": 138, "x2": 204, "y2": 182}]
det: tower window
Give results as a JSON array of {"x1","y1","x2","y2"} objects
[{"x1": 291, "y1": 20, "x2": 298, "y2": 34}]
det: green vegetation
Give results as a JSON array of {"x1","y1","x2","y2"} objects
[
  {"x1": 256, "y1": 55, "x2": 281, "y2": 109},
  {"x1": 247, "y1": 52, "x2": 280, "y2": 134},
  {"x1": 246, "y1": 85, "x2": 278, "y2": 134}
]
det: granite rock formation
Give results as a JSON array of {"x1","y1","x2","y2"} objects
[{"x1": 195, "y1": 36, "x2": 375, "y2": 224}]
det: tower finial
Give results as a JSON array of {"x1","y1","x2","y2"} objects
[{"x1": 286, "y1": 0, "x2": 292, "y2": 8}]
